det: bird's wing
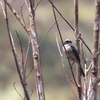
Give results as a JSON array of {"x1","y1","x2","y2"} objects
[{"x1": 71, "y1": 45, "x2": 80, "y2": 62}]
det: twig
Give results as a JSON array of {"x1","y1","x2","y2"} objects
[
  {"x1": 24, "y1": 38, "x2": 31, "y2": 78},
  {"x1": 15, "y1": 1, "x2": 25, "y2": 24},
  {"x1": 79, "y1": 35, "x2": 92, "y2": 54},
  {"x1": 13, "y1": 82, "x2": 24, "y2": 100},
  {"x1": 39, "y1": 20, "x2": 57, "y2": 46},
  {"x1": 4, "y1": 0, "x2": 29, "y2": 34},
  {"x1": 15, "y1": 30, "x2": 24, "y2": 70},
  {"x1": 0, "y1": 1, "x2": 6, "y2": 17},
  {"x1": 48, "y1": 0, "x2": 74, "y2": 31},
  {"x1": 20, "y1": 3, "x2": 26, "y2": 25},
  {"x1": 86, "y1": 62, "x2": 92, "y2": 75},
  {"x1": 35, "y1": 0, "x2": 42, "y2": 10},
  {"x1": 68, "y1": 58, "x2": 79, "y2": 88},
  {"x1": 24, "y1": 0, "x2": 29, "y2": 9},
  {"x1": 26, "y1": 66, "x2": 34, "y2": 79},
  {"x1": 30, "y1": 90, "x2": 33, "y2": 98},
  {"x1": 51, "y1": 0, "x2": 64, "y2": 46}
]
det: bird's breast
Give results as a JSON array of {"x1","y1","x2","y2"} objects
[{"x1": 63, "y1": 45, "x2": 76, "y2": 61}]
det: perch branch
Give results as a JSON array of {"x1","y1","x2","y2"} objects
[{"x1": 55, "y1": 31, "x2": 78, "y2": 100}]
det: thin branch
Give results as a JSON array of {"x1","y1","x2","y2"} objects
[
  {"x1": 15, "y1": 30, "x2": 24, "y2": 70},
  {"x1": 13, "y1": 82, "x2": 24, "y2": 100},
  {"x1": 15, "y1": 1, "x2": 25, "y2": 24},
  {"x1": 35, "y1": 0, "x2": 42, "y2": 10},
  {"x1": 68, "y1": 58, "x2": 79, "y2": 88},
  {"x1": 30, "y1": 90, "x2": 33, "y2": 98},
  {"x1": 20, "y1": 3, "x2": 26, "y2": 25},
  {"x1": 86, "y1": 62, "x2": 92, "y2": 75},
  {"x1": 51, "y1": 0, "x2": 64, "y2": 46},
  {"x1": 0, "y1": 1, "x2": 6, "y2": 17},
  {"x1": 24, "y1": 38, "x2": 31, "y2": 78},
  {"x1": 24, "y1": 0, "x2": 29, "y2": 9},
  {"x1": 39, "y1": 20, "x2": 57, "y2": 46},
  {"x1": 48, "y1": 0, "x2": 74, "y2": 31},
  {"x1": 18, "y1": 1, "x2": 25, "y2": 16},
  {"x1": 79, "y1": 35, "x2": 92, "y2": 54},
  {"x1": 4, "y1": 0, "x2": 29, "y2": 34},
  {"x1": 26, "y1": 66, "x2": 34, "y2": 79}
]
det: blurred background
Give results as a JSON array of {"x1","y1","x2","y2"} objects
[{"x1": 0, "y1": 0, "x2": 99, "y2": 100}]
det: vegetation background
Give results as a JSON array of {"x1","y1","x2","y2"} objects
[{"x1": 0, "y1": 0, "x2": 98, "y2": 100}]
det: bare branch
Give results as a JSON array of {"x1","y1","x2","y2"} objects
[
  {"x1": 20, "y1": 3, "x2": 26, "y2": 25},
  {"x1": 39, "y1": 20, "x2": 57, "y2": 46},
  {"x1": 86, "y1": 62, "x2": 92, "y2": 74},
  {"x1": 15, "y1": 30, "x2": 24, "y2": 70},
  {"x1": 13, "y1": 82, "x2": 24, "y2": 100},
  {"x1": 48, "y1": 0, "x2": 74, "y2": 31},
  {"x1": 24, "y1": 0, "x2": 29, "y2": 8},
  {"x1": 35, "y1": 0, "x2": 42, "y2": 10},
  {"x1": 4, "y1": 0, "x2": 29, "y2": 34},
  {"x1": 79, "y1": 35, "x2": 92, "y2": 54},
  {"x1": 51, "y1": 0, "x2": 64, "y2": 47},
  {"x1": 24, "y1": 38, "x2": 31, "y2": 77},
  {"x1": 26, "y1": 66, "x2": 34, "y2": 79},
  {"x1": 30, "y1": 90, "x2": 33, "y2": 98}
]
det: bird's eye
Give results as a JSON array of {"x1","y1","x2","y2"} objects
[
  {"x1": 63, "y1": 40, "x2": 72, "y2": 45},
  {"x1": 66, "y1": 41, "x2": 70, "y2": 43}
]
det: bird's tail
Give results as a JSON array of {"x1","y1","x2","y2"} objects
[{"x1": 80, "y1": 65, "x2": 85, "y2": 77}]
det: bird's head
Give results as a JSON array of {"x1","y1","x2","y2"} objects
[{"x1": 63, "y1": 39, "x2": 72, "y2": 45}]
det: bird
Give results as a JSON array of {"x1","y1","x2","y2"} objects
[{"x1": 62, "y1": 39, "x2": 85, "y2": 77}]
